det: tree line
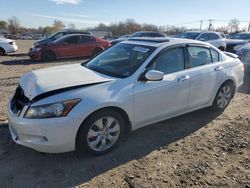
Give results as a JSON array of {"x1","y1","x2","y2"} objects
[{"x1": 0, "y1": 17, "x2": 246, "y2": 37}]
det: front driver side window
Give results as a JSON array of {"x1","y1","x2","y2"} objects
[{"x1": 150, "y1": 47, "x2": 185, "y2": 74}]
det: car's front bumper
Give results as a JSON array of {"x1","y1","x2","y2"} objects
[
  {"x1": 7, "y1": 102, "x2": 82, "y2": 153},
  {"x1": 29, "y1": 50, "x2": 42, "y2": 61}
]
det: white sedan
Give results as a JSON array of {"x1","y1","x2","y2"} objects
[
  {"x1": 7, "y1": 38, "x2": 244, "y2": 154},
  {"x1": 0, "y1": 37, "x2": 18, "y2": 55}
]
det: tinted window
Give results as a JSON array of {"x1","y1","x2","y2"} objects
[
  {"x1": 198, "y1": 33, "x2": 209, "y2": 41},
  {"x1": 188, "y1": 46, "x2": 212, "y2": 67},
  {"x1": 151, "y1": 47, "x2": 185, "y2": 74},
  {"x1": 65, "y1": 36, "x2": 79, "y2": 44},
  {"x1": 230, "y1": 33, "x2": 250, "y2": 40},
  {"x1": 210, "y1": 49, "x2": 220, "y2": 62},
  {"x1": 141, "y1": 33, "x2": 152, "y2": 37},
  {"x1": 151, "y1": 33, "x2": 164, "y2": 37},
  {"x1": 176, "y1": 32, "x2": 200, "y2": 39},
  {"x1": 79, "y1": 36, "x2": 93, "y2": 43},
  {"x1": 209, "y1": 33, "x2": 219, "y2": 40}
]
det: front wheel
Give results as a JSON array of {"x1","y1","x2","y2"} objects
[
  {"x1": 41, "y1": 51, "x2": 56, "y2": 62},
  {"x1": 212, "y1": 82, "x2": 234, "y2": 111},
  {"x1": 76, "y1": 110, "x2": 124, "y2": 155}
]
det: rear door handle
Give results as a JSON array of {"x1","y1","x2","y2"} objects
[
  {"x1": 214, "y1": 66, "x2": 223, "y2": 71},
  {"x1": 178, "y1": 75, "x2": 190, "y2": 82}
]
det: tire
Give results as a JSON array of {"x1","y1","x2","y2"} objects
[
  {"x1": 92, "y1": 48, "x2": 103, "y2": 56},
  {"x1": 212, "y1": 82, "x2": 235, "y2": 111},
  {"x1": 76, "y1": 110, "x2": 125, "y2": 155},
  {"x1": 0, "y1": 48, "x2": 5, "y2": 56},
  {"x1": 41, "y1": 50, "x2": 56, "y2": 62}
]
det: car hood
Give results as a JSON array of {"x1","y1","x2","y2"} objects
[{"x1": 19, "y1": 64, "x2": 114, "y2": 100}]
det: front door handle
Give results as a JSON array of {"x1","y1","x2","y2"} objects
[
  {"x1": 214, "y1": 66, "x2": 223, "y2": 71},
  {"x1": 178, "y1": 75, "x2": 190, "y2": 82}
]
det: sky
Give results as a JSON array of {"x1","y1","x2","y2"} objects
[{"x1": 0, "y1": 0, "x2": 249, "y2": 29}]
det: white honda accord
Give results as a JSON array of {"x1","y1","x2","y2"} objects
[{"x1": 7, "y1": 38, "x2": 244, "y2": 154}]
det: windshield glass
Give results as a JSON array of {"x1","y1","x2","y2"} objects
[
  {"x1": 84, "y1": 43, "x2": 156, "y2": 78},
  {"x1": 48, "y1": 32, "x2": 64, "y2": 41},
  {"x1": 176, "y1": 32, "x2": 200, "y2": 39},
  {"x1": 229, "y1": 33, "x2": 250, "y2": 40}
]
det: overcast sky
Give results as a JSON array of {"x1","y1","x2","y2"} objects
[{"x1": 0, "y1": 0, "x2": 249, "y2": 29}]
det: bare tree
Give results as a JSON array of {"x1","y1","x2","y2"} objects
[
  {"x1": 228, "y1": 19, "x2": 240, "y2": 33},
  {"x1": 8, "y1": 16, "x2": 20, "y2": 34},
  {"x1": 53, "y1": 20, "x2": 64, "y2": 32},
  {"x1": 68, "y1": 23, "x2": 76, "y2": 29},
  {"x1": 0, "y1": 20, "x2": 8, "y2": 30}
]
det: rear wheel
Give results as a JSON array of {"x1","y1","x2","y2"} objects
[
  {"x1": 76, "y1": 110, "x2": 124, "y2": 155},
  {"x1": 41, "y1": 51, "x2": 56, "y2": 62},
  {"x1": 0, "y1": 48, "x2": 5, "y2": 56},
  {"x1": 212, "y1": 82, "x2": 235, "y2": 111}
]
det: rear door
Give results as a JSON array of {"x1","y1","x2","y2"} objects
[
  {"x1": 78, "y1": 36, "x2": 97, "y2": 57},
  {"x1": 187, "y1": 45, "x2": 225, "y2": 108}
]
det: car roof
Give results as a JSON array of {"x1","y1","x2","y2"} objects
[
  {"x1": 60, "y1": 33, "x2": 93, "y2": 38},
  {"x1": 123, "y1": 37, "x2": 209, "y2": 48}
]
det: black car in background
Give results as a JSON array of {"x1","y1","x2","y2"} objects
[
  {"x1": 226, "y1": 32, "x2": 250, "y2": 53},
  {"x1": 34, "y1": 29, "x2": 92, "y2": 46},
  {"x1": 110, "y1": 31, "x2": 166, "y2": 46}
]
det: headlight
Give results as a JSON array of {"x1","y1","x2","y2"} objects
[{"x1": 25, "y1": 99, "x2": 80, "y2": 119}]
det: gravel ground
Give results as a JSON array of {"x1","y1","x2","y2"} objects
[{"x1": 0, "y1": 40, "x2": 249, "y2": 188}]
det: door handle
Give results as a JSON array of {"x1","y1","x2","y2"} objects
[
  {"x1": 178, "y1": 75, "x2": 190, "y2": 82},
  {"x1": 214, "y1": 66, "x2": 223, "y2": 71}
]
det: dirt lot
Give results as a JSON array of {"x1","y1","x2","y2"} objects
[{"x1": 0, "y1": 40, "x2": 249, "y2": 188}]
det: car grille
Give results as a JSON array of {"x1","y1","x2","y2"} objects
[{"x1": 11, "y1": 85, "x2": 30, "y2": 115}]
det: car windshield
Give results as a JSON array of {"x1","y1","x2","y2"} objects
[
  {"x1": 176, "y1": 32, "x2": 200, "y2": 39},
  {"x1": 84, "y1": 43, "x2": 156, "y2": 78},
  {"x1": 48, "y1": 32, "x2": 64, "y2": 41},
  {"x1": 229, "y1": 33, "x2": 250, "y2": 40}
]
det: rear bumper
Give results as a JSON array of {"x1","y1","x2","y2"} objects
[{"x1": 5, "y1": 44, "x2": 18, "y2": 53}]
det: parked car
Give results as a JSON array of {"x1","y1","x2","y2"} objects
[
  {"x1": 0, "y1": 36, "x2": 18, "y2": 55},
  {"x1": 176, "y1": 31, "x2": 227, "y2": 50},
  {"x1": 226, "y1": 32, "x2": 250, "y2": 53},
  {"x1": 21, "y1": 34, "x2": 33, "y2": 40},
  {"x1": 110, "y1": 31, "x2": 165, "y2": 45},
  {"x1": 34, "y1": 29, "x2": 92, "y2": 46},
  {"x1": 29, "y1": 34, "x2": 110, "y2": 61},
  {"x1": 8, "y1": 38, "x2": 244, "y2": 154},
  {"x1": 236, "y1": 43, "x2": 250, "y2": 64}
]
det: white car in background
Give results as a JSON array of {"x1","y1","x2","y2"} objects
[
  {"x1": 176, "y1": 31, "x2": 227, "y2": 51},
  {"x1": 8, "y1": 38, "x2": 244, "y2": 154},
  {"x1": 0, "y1": 37, "x2": 18, "y2": 55}
]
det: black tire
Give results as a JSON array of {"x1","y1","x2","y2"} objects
[
  {"x1": 212, "y1": 81, "x2": 235, "y2": 111},
  {"x1": 92, "y1": 48, "x2": 103, "y2": 56},
  {"x1": 0, "y1": 48, "x2": 5, "y2": 56},
  {"x1": 76, "y1": 110, "x2": 125, "y2": 155},
  {"x1": 41, "y1": 50, "x2": 56, "y2": 62}
]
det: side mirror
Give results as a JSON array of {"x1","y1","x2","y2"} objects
[{"x1": 144, "y1": 70, "x2": 164, "y2": 81}]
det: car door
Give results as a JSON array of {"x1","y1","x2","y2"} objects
[
  {"x1": 133, "y1": 46, "x2": 190, "y2": 128},
  {"x1": 56, "y1": 35, "x2": 80, "y2": 58},
  {"x1": 187, "y1": 45, "x2": 225, "y2": 108},
  {"x1": 78, "y1": 36, "x2": 97, "y2": 57}
]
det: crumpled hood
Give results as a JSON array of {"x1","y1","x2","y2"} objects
[{"x1": 19, "y1": 64, "x2": 113, "y2": 100}]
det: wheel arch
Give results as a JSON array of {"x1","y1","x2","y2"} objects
[
  {"x1": 213, "y1": 78, "x2": 236, "y2": 102},
  {"x1": 75, "y1": 106, "x2": 132, "y2": 147},
  {"x1": 0, "y1": 47, "x2": 6, "y2": 55}
]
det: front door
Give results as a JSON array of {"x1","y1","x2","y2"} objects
[{"x1": 133, "y1": 47, "x2": 190, "y2": 128}]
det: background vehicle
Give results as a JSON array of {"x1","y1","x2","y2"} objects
[
  {"x1": 21, "y1": 34, "x2": 33, "y2": 40},
  {"x1": 34, "y1": 29, "x2": 92, "y2": 46},
  {"x1": 237, "y1": 43, "x2": 250, "y2": 64},
  {"x1": 29, "y1": 34, "x2": 110, "y2": 61},
  {"x1": 110, "y1": 31, "x2": 166, "y2": 45},
  {"x1": 226, "y1": 32, "x2": 250, "y2": 53},
  {"x1": 8, "y1": 38, "x2": 244, "y2": 154},
  {"x1": 176, "y1": 31, "x2": 227, "y2": 50},
  {"x1": 0, "y1": 36, "x2": 18, "y2": 55}
]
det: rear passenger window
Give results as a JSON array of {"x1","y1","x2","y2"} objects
[
  {"x1": 151, "y1": 47, "x2": 185, "y2": 74},
  {"x1": 188, "y1": 46, "x2": 212, "y2": 67},
  {"x1": 210, "y1": 49, "x2": 220, "y2": 62}
]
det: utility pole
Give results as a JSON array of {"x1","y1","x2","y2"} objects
[
  {"x1": 208, "y1": 19, "x2": 213, "y2": 30},
  {"x1": 248, "y1": 21, "x2": 250, "y2": 31},
  {"x1": 200, "y1": 20, "x2": 203, "y2": 31}
]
